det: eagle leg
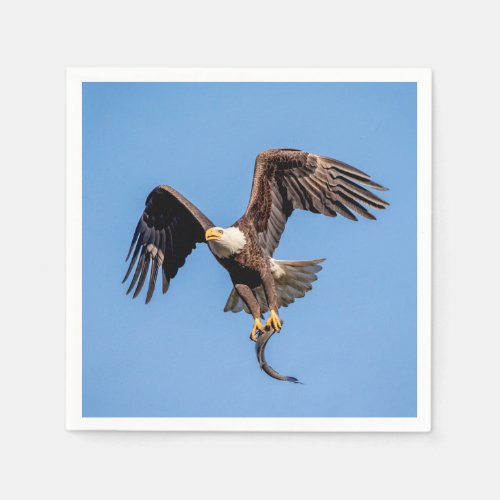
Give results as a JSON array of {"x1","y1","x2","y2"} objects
[
  {"x1": 233, "y1": 284, "x2": 264, "y2": 342},
  {"x1": 266, "y1": 309, "x2": 282, "y2": 332},
  {"x1": 260, "y1": 269, "x2": 282, "y2": 333}
]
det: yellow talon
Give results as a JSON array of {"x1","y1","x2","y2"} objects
[
  {"x1": 250, "y1": 317, "x2": 264, "y2": 342},
  {"x1": 266, "y1": 309, "x2": 282, "y2": 332}
]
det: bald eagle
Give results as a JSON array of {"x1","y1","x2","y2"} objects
[{"x1": 123, "y1": 149, "x2": 388, "y2": 341}]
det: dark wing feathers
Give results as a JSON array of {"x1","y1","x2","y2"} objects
[
  {"x1": 123, "y1": 185, "x2": 214, "y2": 303},
  {"x1": 241, "y1": 149, "x2": 389, "y2": 255}
]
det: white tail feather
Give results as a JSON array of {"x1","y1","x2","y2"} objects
[{"x1": 223, "y1": 258, "x2": 325, "y2": 314}]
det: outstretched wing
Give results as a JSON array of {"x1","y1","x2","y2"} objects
[
  {"x1": 123, "y1": 185, "x2": 214, "y2": 303},
  {"x1": 241, "y1": 149, "x2": 389, "y2": 255}
]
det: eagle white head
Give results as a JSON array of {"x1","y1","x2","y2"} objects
[{"x1": 205, "y1": 226, "x2": 246, "y2": 258}]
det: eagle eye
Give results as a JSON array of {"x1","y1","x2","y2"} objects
[{"x1": 218, "y1": 229, "x2": 224, "y2": 234}]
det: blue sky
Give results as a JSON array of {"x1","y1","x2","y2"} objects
[{"x1": 82, "y1": 82, "x2": 416, "y2": 417}]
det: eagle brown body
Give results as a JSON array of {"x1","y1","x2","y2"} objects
[
  {"x1": 213, "y1": 220, "x2": 277, "y2": 322},
  {"x1": 123, "y1": 148, "x2": 388, "y2": 342}
]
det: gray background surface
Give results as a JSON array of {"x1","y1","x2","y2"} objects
[{"x1": 1, "y1": 1, "x2": 498, "y2": 498}]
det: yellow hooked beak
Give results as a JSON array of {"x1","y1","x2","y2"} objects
[{"x1": 205, "y1": 228, "x2": 223, "y2": 241}]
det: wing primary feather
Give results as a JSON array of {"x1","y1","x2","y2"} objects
[
  {"x1": 141, "y1": 226, "x2": 153, "y2": 248},
  {"x1": 133, "y1": 253, "x2": 151, "y2": 299},
  {"x1": 358, "y1": 179, "x2": 388, "y2": 191},
  {"x1": 326, "y1": 160, "x2": 388, "y2": 191},
  {"x1": 337, "y1": 192, "x2": 376, "y2": 220},
  {"x1": 153, "y1": 228, "x2": 160, "y2": 249},
  {"x1": 332, "y1": 201, "x2": 358, "y2": 220},
  {"x1": 162, "y1": 267, "x2": 170, "y2": 294},
  {"x1": 126, "y1": 247, "x2": 146, "y2": 295},
  {"x1": 320, "y1": 156, "x2": 371, "y2": 179},
  {"x1": 301, "y1": 176, "x2": 325, "y2": 203},
  {"x1": 122, "y1": 239, "x2": 142, "y2": 283},
  {"x1": 303, "y1": 176, "x2": 338, "y2": 215},
  {"x1": 146, "y1": 260, "x2": 159, "y2": 304},
  {"x1": 126, "y1": 219, "x2": 142, "y2": 261},
  {"x1": 145, "y1": 229, "x2": 156, "y2": 246},
  {"x1": 145, "y1": 229, "x2": 163, "y2": 303},
  {"x1": 334, "y1": 177, "x2": 389, "y2": 208}
]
